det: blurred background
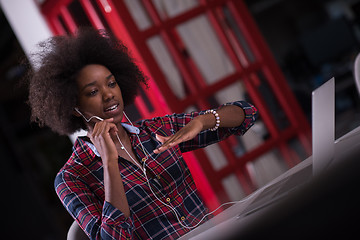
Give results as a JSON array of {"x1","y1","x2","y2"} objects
[{"x1": 1, "y1": 0, "x2": 360, "y2": 239}]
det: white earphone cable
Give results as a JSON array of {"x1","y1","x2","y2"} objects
[
  {"x1": 122, "y1": 111, "x2": 251, "y2": 229},
  {"x1": 76, "y1": 108, "x2": 250, "y2": 229}
]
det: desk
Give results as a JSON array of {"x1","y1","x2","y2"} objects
[{"x1": 179, "y1": 126, "x2": 360, "y2": 240}]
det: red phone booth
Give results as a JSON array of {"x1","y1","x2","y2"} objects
[{"x1": 39, "y1": 0, "x2": 311, "y2": 211}]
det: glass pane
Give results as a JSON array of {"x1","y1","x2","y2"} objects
[
  {"x1": 68, "y1": 0, "x2": 92, "y2": 27},
  {"x1": 185, "y1": 105, "x2": 197, "y2": 113},
  {"x1": 222, "y1": 174, "x2": 246, "y2": 201},
  {"x1": 246, "y1": 149, "x2": 287, "y2": 188},
  {"x1": 124, "y1": 0, "x2": 153, "y2": 30},
  {"x1": 125, "y1": 103, "x2": 142, "y2": 122},
  {"x1": 288, "y1": 137, "x2": 309, "y2": 161},
  {"x1": 90, "y1": 0, "x2": 112, "y2": 30},
  {"x1": 252, "y1": 71, "x2": 290, "y2": 130},
  {"x1": 203, "y1": 143, "x2": 228, "y2": 171},
  {"x1": 214, "y1": 81, "x2": 247, "y2": 104},
  {"x1": 138, "y1": 87, "x2": 155, "y2": 113},
  {"x1": 222, "y1": 5, "x2": 255, "y2": 66},
  {"x1": 58, "y1": 15, "x2": 71, "y2": 34},
  {"x1": 147, "y1": 36, "x2": 186, "y2": 99},
  {"x1": 152, "y1": 0, "x2": 199, "y2": 19},
  {"x1": 213, "y1": 81, "x2": 267, "y2": 156},
  {"x1": 238, "y1": 120, "x2": 268, "y2": 153},
  {"x1": 176, "y1": 15, "x2": 235, "y2": 84}
]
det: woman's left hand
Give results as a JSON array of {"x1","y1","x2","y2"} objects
[{"x1": 153, "y1": 118, "x2": 203, "y2": 154}]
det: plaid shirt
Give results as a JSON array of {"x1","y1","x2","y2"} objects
[{"x1": 55, "y1": 101, "x2": 258, "y2": 240}]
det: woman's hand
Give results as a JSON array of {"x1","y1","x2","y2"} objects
[
  {"x1": 88, "y1": 118, "x2": 119, "y2": 166},
  {"x1": 89, "y1": 119, "x2": 130, "y2": 217},
  {"x1": 153, "y1": 118, "x2": 203, "y2": 154}
]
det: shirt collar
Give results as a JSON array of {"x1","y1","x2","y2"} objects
[
  {"x1": 121, "y1": 122, "x2": 140, "y2": 134},
  {"x1": 84, "y1": 122, "x2": 140, "y2": 157}
]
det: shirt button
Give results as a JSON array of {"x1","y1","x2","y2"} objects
[
  {"x1": 166, "y1": 197, "x2": 171, "y2": 203},
  {"x1": 157, "y1": 175, "x2": 161, "y2": 180},
  {"x1": 181, "y1": 216, "x2": 185, "y2": 221},
  {"x1": 141, "y1": 157, "x2": 146, "y2": 162}
]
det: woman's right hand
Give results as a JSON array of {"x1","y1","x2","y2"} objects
[
  {"x1": 89, "y1": 119, "x2": 131, "y2": 218},
  {"x1": 88, "y1": 118, "x2": 119, "y2": 166}
]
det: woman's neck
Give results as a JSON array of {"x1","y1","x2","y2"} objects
[
  {"x1": 86, "y1": 121, "x2": 130, "y2": 143},
  {"x1": 115, "y1": 123, "x2": 129, "y2": 141}
]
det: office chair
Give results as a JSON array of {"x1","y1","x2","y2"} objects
[
  {"x1": 67, "y1": 221, "x2": 88, "y2": 240},
  {"x1": 354, "y1": 52, "x2": 360, "y2": 95}
]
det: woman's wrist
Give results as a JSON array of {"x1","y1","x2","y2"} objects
[
  {"x1": 102, "y1": 157, "x2": 119, "y2": 168},
  {"x1": 194, "y1": 112, "x2": 216, "y2": 131},
  {"x1": 200, "y1": 105, "x2": 245, "y2": 131},
  {"x1": 205, "y1": 109, "x2": 220, "y2": 131}
]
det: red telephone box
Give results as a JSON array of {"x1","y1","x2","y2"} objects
[{"x1": 39, "y1": 0, "x2": 311, "y2": 210}]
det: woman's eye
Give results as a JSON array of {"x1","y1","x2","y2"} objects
[
  {"x1": 109, "y1": 81, "x2": 117, "y2": 88},
  {"x1": 88, "y1": 90, "x2": 98, "y2": 96}
]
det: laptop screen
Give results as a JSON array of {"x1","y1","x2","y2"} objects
[{"x1": 311, "y1": 77, "x2": 335, "y2": 175}]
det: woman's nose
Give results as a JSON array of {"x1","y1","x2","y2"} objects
[{"x1": 102, "y1": 89, "x2": 114, "y2": 101}]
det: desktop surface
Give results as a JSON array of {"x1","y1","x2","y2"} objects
[
  {"x1": 178, "y1": 157, "x2": 313, "y2": 240},
  {"x1": 179, "y1": 126, "x2": 360, "y2": 240}
]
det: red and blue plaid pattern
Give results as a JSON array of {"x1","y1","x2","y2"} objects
[{"x1": 55, "y1": 101, "x2": 258, "y2": 239}]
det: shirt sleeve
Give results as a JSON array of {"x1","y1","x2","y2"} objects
[
  {"x1": 54, "y1": 170, "x2": 134, "y2": 240},
  {"x1": 220, "y1": 101, "x2": 259, "y2": 136},
  {"x1": 162, "y1": 101, "x2": 258, "y2": 152}
]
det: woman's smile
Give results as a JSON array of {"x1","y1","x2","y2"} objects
[{"x1": 76, "y1": 64, "x2": 124, "y2": 123}]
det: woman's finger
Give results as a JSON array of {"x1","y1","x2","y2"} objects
[
  {"x1": 155, "y1": 134, "x2": 170, "y2": 144},
  {"x1": 153, "y1": 119, "x2": 203, "y2": 154},
  {"x1": 154, "y1": 131, "x2": 188, "y2": 153},
  {"x1": 89, "y1": 120, "x2": 119, "y2": 161}
]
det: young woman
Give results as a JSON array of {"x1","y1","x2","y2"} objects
[{"x1": 26, "y1": 28, "x2": 258, "y2": 240}]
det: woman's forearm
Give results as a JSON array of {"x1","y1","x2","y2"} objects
[
  {"x1": 197, "y1": 105, "x2": 245, "y2": 131},
  {"x1": 153, "y1": 104, "x2": 247, "y2": 154},
  {"x1": 103, "y1": 160, "x2": 130, "y2": 218}
]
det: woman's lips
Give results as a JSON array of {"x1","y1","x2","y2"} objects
[{"x1": 104, "y1": 103, "x2": 119, "y2": 112}]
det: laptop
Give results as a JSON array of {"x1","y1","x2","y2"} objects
[
  {"x1": 312, "y1": 77, "x2": 335, "y2": 175},
  {"x1": 237, "y1": 77, "x2": 335, "y2": 217},
  {"x1": 178, "y1": 77, "x2": 341, "y2": 239}
]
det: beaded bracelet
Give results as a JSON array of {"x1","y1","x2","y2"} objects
[{"x1": 205, "y1": 109, "x2": 220, "y2": 131}]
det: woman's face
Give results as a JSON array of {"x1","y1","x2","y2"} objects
[{"x1": 75, "y1": 64, "x2": 124, "y2": 125}]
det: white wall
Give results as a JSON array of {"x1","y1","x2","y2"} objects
[
  {"x1": 0, "y1": 0, "x2": 86, "y2": 143},
  {"x1": 0, "y1": 0, "x2": 53, "y2": 59}
]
